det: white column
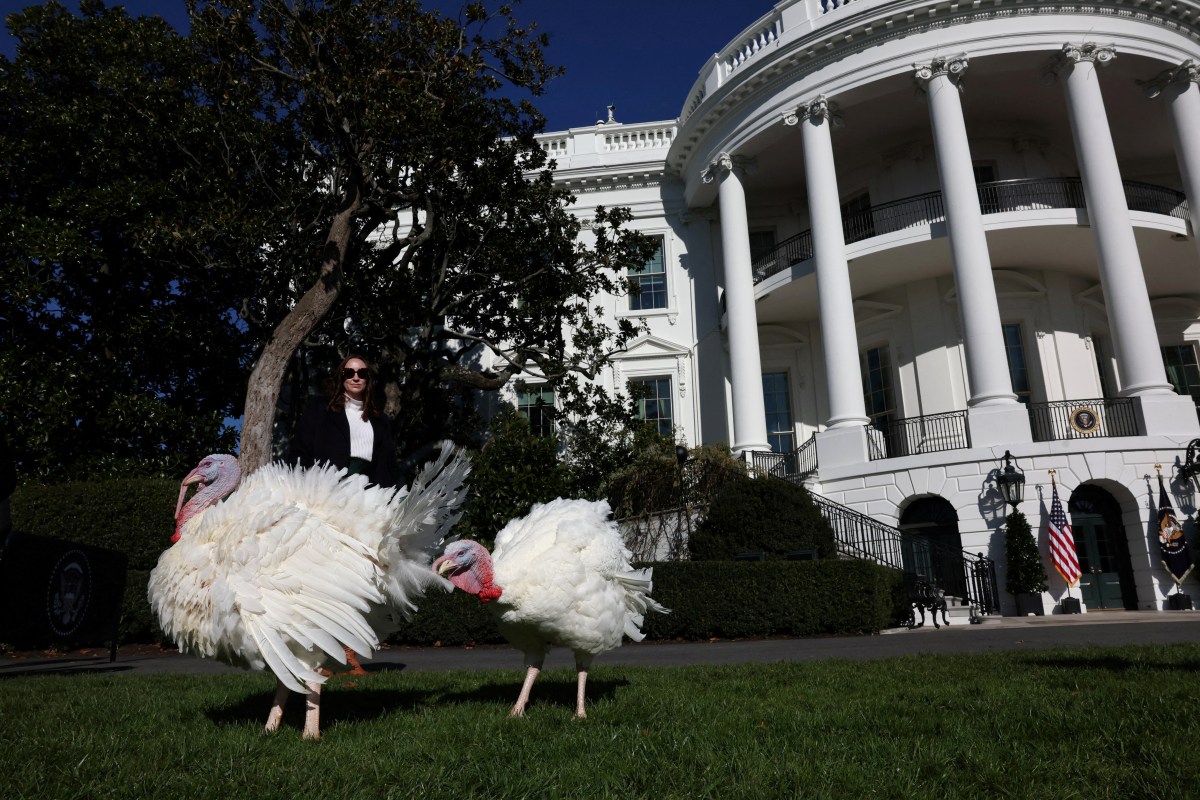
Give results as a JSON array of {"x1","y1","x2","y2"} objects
[
  {"x1": 915, "y1": 55, "x2": 1016, "y2": 409},
  {"x1": 1144, "y1": 60, "x2": 1200, "y2": 262},
  {"x1": 702, "y1": 153, "x2": 770, "y2": 455},
  {"x1": 1056, "y1": 43, "x2": 1173, "y2": 398},
  {"x1": 785, "y1": 97, "x2": 870, "y2": 430}
]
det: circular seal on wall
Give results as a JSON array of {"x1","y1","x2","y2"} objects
[
  {"x1": 45, "y1": 550, "x2": 91, "y2": 637},
  {"x1": 1069, "y1": 406, "x2": 1100, "y2": 435}
]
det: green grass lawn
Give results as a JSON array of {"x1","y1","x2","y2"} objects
[{"x1": 3, "y1": 643, "x2": 1198, "y2": 799}]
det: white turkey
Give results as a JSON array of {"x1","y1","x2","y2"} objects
[
  {"x1": 432, "y1": 498, "x2": 668, "y2": 718},
  {"x1": 148, "y1": 444, "x2": 470, "y2": 739}
]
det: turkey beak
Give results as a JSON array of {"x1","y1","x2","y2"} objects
[
  {"x1": 434, "y1": 557, "x2": 456, "y2": 576},
  {"x1": 175, "y1": 468, "x2": 206, "y2": 518}
]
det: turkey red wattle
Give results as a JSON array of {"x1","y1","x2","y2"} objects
[{"x1": 433, "y1": 541, "x2": 503, "y2": 602}]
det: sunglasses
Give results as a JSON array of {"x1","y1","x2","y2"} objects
[{"x1": 341, "y1": 368, "x2": 371, "y2": 380}]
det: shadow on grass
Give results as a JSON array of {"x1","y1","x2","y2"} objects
[
  {"x1": 436, "y1": 675, "x2": 630, "y2": 714},
  {"x1": 1019, "y1": 653, "x2": 1200, "y2": 672},
  {"x1": 206, "y1": 684, "x2": 438, "y2": 729}
]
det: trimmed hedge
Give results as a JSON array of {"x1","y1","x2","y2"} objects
[
  {"x1": 10, "y1": 479, "x2": 176, "y2": 642},
  {"x1": 388, "y1": 559, "x2": 904, "y2": 646},
  {"x1": 688, "y1": 475, "x2": 837, "y2": 561}
]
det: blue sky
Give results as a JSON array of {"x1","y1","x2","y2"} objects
[{"x1": 0, "y1": 0, "x2": 768, "y2": 131}]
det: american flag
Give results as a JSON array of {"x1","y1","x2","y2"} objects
[{"x1": 1047, "y1": 481, "x2": 1081, "y2": 586}]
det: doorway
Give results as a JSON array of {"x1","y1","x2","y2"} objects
[
  {"x1": 899, "y1": 496, "x2": 965, "y2": 598},
  {"x1": 1068, "y1": 484, "x2": 1137, "y2": 610}
]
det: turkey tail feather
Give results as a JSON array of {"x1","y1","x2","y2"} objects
[
  {"x1": 616, "y1": 567, "x2": 670, "y2": 642},
  {"x1": 378, "y1": 443, "x2": 471, "y2": 614}
]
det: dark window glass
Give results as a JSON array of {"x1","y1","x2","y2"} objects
[{"x1": 628, "y1": 238, "x2": 666, "y2": 310}]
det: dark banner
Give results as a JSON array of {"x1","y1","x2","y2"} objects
[
  {"x1": 0, "y1": 533, "x2": 127, "y2": 649},
  {"x1": 1158, "y1": 476, "x2": 1194, "y2": 587}
]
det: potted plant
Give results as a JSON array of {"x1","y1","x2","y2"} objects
[{"x1": 1004, "y1": 509, "x2": 1048, "y2": 615}]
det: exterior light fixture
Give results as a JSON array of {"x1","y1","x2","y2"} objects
[
  {"x1": 1180, "y1": 439, "x2": 1200, "y2": 492},
  {"x1": 675, "y1": 444, "x2": 690, "y2": 467},
  {"x1": 996, "y1": 450, "x2": 1026, "y2": 509}
]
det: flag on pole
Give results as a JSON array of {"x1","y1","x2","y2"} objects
[
  {"x1": 1158, "y1": 474, "x2": 1194, "y2": 587},
  {"x1": 1047, "y1": 479, "x2": 1081, "y2": 587}
]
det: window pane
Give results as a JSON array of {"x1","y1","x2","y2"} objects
[
  {"x1": 628, "y1": 237, "x2": 666, "y2": 310},
  {"x1": 1003, "y1": 323, "x2": 1031, "y2": 403},
  {"x1": 762, "y1": 372, "x2": 794, "y2": 454},
  {"x1": 633, "y1": 377, "x2": 673, "y2": 436},
  {"x1": 1162, "y1": 344, "x2": 1200, "y2": 404},
  {"x1": 860, "y1": 346, "x2": 895, "y2": 425},
  {"x1": 517, "y1": 386, "x2": 555, "y2": 437}
]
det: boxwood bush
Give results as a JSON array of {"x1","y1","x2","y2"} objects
[
  {"x1": 9, "y1": 478, "x2": 177, "y2": 642},
  {"x1": 688, "y1": 474, "x2": 837, "y2": 561},
  {"x1": 390, "y1": 559, "x2": 904, "y2": 646}
]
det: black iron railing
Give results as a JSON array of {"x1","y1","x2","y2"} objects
[
  {"x1": 751, "y1": 178, "x2": 1189, "y2": 285},
  {"x1": 744, "y1": 445, "x2": 1000, "y2": 618},
  {"x1": 749, "y1": 433, "x2": 818, "y2": 480},
  {"x1": 811, "y1": 493, "x2": 999, "y2": 617},
  {"x1": 1027, "y1": 397, "x2": 1138, "y2": 442},
  {"x1": 867, "y1": 411, "x2": 970, "y2": 461}
]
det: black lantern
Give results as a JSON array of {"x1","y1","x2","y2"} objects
[
  {"x1": 996, "y1": 450, "x2": 1025, "y2": 509},
  {"x1": 675, "y1": 444, "x2": 690, "y2": 467},
  {"x1": 1180, "y1": 439, "x2": 1200, "y2": 492}
]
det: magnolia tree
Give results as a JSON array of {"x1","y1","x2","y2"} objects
[
  {"x1": 1, "y1": 0, "x2": 656, "y2": 479},
  {"x1": 189, "y1": 0, "x2": 658, "y2": 472}
]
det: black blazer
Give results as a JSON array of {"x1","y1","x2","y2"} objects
[{"x1": 289, "y1": 396, "x2": 398, "y2": 489}]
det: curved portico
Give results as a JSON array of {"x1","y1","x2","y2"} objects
[{"x1": 675, "y1": 8, "x2": 1200, "y2": 451}]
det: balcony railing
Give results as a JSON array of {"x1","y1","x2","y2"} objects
[
  {"x1": 867, "y1": 411, "x2": 970, "y2": 461},
  {"x1": 1028, "y1": 397, "x2": 1139, "y2": 442},
  {"x1": 751, "y1": 178, "x2": 1189, "y2": 285},
  {"x1": 749, "y1": 432, "x2": 818, "y2": 481}
]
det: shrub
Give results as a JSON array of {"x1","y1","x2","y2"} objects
[
  {"x1": 388, "y1": 559, "x2": 903, "y2": 646},
  {"x1": 9, "y1": 478, "x2": 177, "y2": 642},
  {"x1": 450, "y1": 408, "x2": 571, "y2": 544},
  {"x1": 688, "y1": 474, "x2": 837, "y2": 560},
  {"x1": 1003, "y1": 509, "x2": 1048, "y2": 595}
]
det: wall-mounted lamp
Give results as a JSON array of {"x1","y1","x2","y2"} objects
[
  {"x1": 996, "y1": 450, "x2": 1026, "y2": 509},
  {"x1": 1179, "y1": 439, "x2": 1200, "y2": 492}
]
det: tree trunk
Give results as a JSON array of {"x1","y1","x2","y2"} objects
[{"x1": 239, "y1": 198, "x2": 360, "y2": 474}]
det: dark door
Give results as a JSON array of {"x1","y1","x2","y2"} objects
[
  {"x1": 899, "y1": 496, "x2": 964, "y2": 598},
  {"x1": 1069, "y1": 485, "x2": 1136, "y2": 610}
]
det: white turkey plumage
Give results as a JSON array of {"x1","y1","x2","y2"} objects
[
  {"x1": 148, "y1": 444, "x2": 469, "y2": 739},
  {"x1": 432, "y1": 497, "x2": 668, "y2": 718}
]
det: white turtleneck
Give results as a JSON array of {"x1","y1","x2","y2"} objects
[{"x1": 344, "y1": 396, "x2": 375, "y2": 460}]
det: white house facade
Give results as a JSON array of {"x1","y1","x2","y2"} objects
[{"x1": 521, "y1": 0, "x2": 1200, "y2": 615}]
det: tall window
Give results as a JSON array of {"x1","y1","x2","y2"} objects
[
  {"x1": 1162, "y1": 344, "x2": 1200, "y2": 404},
  {"x1": 762, "y1": 372, "x2": 794, "y2": 454},
  {"x1": 748, "y1": 230, "x2": 777, "y2": 264},
  {"x1": 1002, "y1": 323, "x2": 1032, "y2": 404},
  {"x1": 841, "y1": 191, "x2": 873, "y2": 242},
  {"x1": 861, "y1": 346, "x2": 895, "y2": 428},
  {"x1": 632, "y1": 377, "x2": 673, "y2": 436},
  {"x1": 627, "y1": 237, "x2": 666, "y2": 311},
  {"x1": 517, "y1": 386, "x2": 555, "y2": 437}
]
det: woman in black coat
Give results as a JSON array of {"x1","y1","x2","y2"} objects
[{"x1": 289, "y1": 354, "x2": 399, "y2": 489}]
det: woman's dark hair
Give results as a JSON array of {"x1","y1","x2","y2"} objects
[{"x1": 326, "y1": 354, "x2": 380, "y2": 421}]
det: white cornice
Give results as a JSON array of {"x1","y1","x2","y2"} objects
[{"x1": 670, "y1": 0, "x2": 1200, "y2": 179}]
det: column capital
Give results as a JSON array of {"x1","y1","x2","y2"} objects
[
  {"x1": 913, "y1": 54, "x2": 969, "y2": 91},
  {"x1": 782, "y1": 95, "x2": 844, "y2": 128},
  {"x1": 1141, "y1": 59, "x2": 1200, "y2": 99},
  {"x1": 1060, "y1": 42, "x2": 1116, "y2": 66},
  {"x1": 700, "y1": 151, "x2": 756, "y2": 183}
]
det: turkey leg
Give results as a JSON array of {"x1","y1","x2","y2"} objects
[
  {"x1": 574, "y1": 653, "x2": 594, "y2": 719},
  {"x1": 302, "y1": 680, "x2": 322, "y2": 740},
  {"x1": 509, "y1": 653, "x2": 545, "y2": 718},
  {"x1": 264, "y1": 680, "x2": 290, "y2": 733}
]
